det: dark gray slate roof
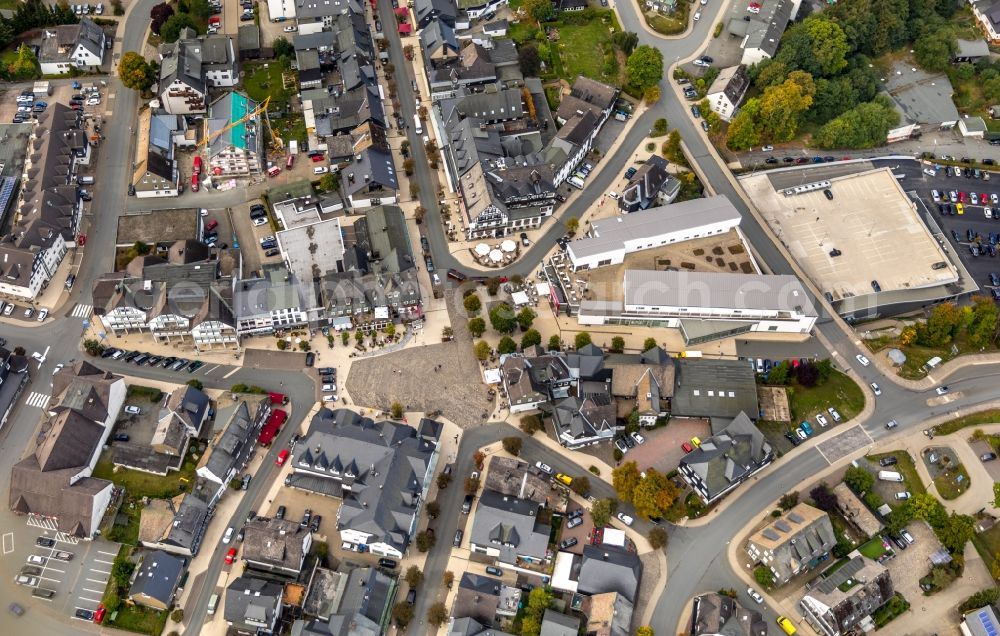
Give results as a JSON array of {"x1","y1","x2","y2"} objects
[
  {"x1": 469, "y1": 490, "x2": 549, "y2": 563},
  {"x1": 129, "y1": 550, "x2": 185, "y2": 606},
  {"x1": 540, "y1": 609, "x2": 580, "y2": 636},
  {"x1": 578, "y1": 544, "x2": 642, "y2": 602},
  {"x1": 224, "y1": 576, "x2": 283, "y2": 631},
  {"x1": 671, "y1": 358, "x2": 759, "y2": 419},
  {"x1": 203, "y1": 400, "x2": 264, "y2": 484}
]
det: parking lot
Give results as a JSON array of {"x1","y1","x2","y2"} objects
[{"x1": 908, "y1": 161, "x2": 1000, "y2": 299}]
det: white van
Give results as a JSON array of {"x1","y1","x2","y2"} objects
[
  {"x1": 207, "y1": 593, "x2": 219, "y2": 615},
  {"x1": 877, "y1": 470, "x2": 904, "y2": 482},
  {"x1": 567, "y1": 176, "x2": 584, "y2": 190},
  {"x1": 77, "y1": 175, "x2": 95, "y2": 185}
]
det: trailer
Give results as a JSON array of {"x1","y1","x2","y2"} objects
[{"x1": 32, "y1": 81, "x2": 52, "y2": 96}]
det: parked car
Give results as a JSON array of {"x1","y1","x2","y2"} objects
[
  {"x1": 535, "y1": 461, "x2": 553, "y2": 474},
  {"x1": 566, "y1": 516, "x2": 583, "y2": 529},
  {"x1": 982, "y1": 452, "x2": 998, "y2": 462},
  {"x1": 616, "y1": 512, "x2": 634, "y2": 526},
  {"x1": 879, "y1": 456, "x2": 898, "y2": 467},
  {"x1": 124, "y1": 405, "x2": 141, "y2": 415},
  {"x1": 276, "y1": 449, "x2": 290, "y2": 465},
  {"x1": 224, "y1": 547, "x2": 237, "y2": 564},
  {"x1": 310, "y1": 515, "x2": 322, "y2": 532},
  {"x1": 895, "y1": 491, "x2": 911, "y2": 500},
  {"x1": 559, "y1": 537, "x2": 578, "y2": 550},
  {"x1": 747, "y1": 588, "x2": 764, "y2": 604},
  {"x1": 631, "y1": 431, "x2": 645, "y2": 445},
  {"x1": 300, "y1": 508, "x2": 312, "y2": 528},
  {"x1": 816, "y1": 413, "x2": 829, "y2": 427},
  {"x1": 453, "y1": 529, "x2": 463, "y2": 546},
  {"x1": 485, "y1": 566, "x2": 503, "y2": 576},
  {"x1": 378, "y1": 558, "x2": 398, "y2": 569},
  {"x1": 681, "y1": 441, "x2": 694, "y2": 453},
  {"x1": 935, "y1": 386, "x2": 949, "y2": 395},
  {"x1": 855, "y1": 354, "x2": 870, "y2": 366},
  {"x1": 614, "y1": 438, "x2": 628, "y2": 454},
  {"x1": 827, "y1": 407, "x2": 842, "y2": 422}
]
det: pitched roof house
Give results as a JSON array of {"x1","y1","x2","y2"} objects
[
  {"x1": 197, "y1": 400, "x2": 269, "y2": 496},
  {"x1": 151, "y1": 385, "x2": 211, "y2": 456},
  {"x1": 618, "y1": 155, "x2": 680, "y2": 212},
  {"x1": 678, "y1": 412, "x2": 773, "y2": 504},
  {"x1": 706, "y1": 65, "x2": 750, "y2": 122},
  {"x1": 799, "y1": 556, "x2": 894, "y2": 636},
  {"x1": 469, "y1": 490, "x2": 551, "y2": 564},
  {"x1": 540, "y1": 609, "x2": 580, "y2": 636},
  {"x1": 691, "y1": 592, "x2": 767, "y2": 636},
  {"x1": 242, "y1": 517, "x2": 313, "y2": 576},
  {"x1": 550, "y1": 394, "x2": 617, "y2": 448},
  {"x1": 285, "y1": 409, "x2": 440, "y2": 558},
  {"x1": 225, "y1": 576, "x2": 284, "y2": 634},
  {"x1": 207, "y1": 91, "x2": 263, "y2": 175},
  {"x1": 37, "y1": 18, "x2": 106, "y2": 74},
  {"x1": 577, "y1": 544, "x2": 643, "y2": 603},
  {"x1": 579, "y1": 592, "x2": 634, "y2": 636},
  {"x1": 128, "y1": 550, "x2": 186, "y2": 610},
  {"x1": 746, "y1": 503, "x2": 836, "y2": 584},
  {"x1": 299, "y1": 564, "x2": 394, "y2": 629},
  {"x1": 138, "y1": 494, "x2": 211, "y2": 557}
]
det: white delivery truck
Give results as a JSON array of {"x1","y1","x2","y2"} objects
[
  {"x1": 414, "y1": 115, "x2": 423, "y2": 135},
  {"x1": 878, "y1": 470, "x2": 904, "y2": 482}
]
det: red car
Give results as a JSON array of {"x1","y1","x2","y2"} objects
[
  {"x1": 191, "y1": 173, "x2": 199, "y2": 192},
  {"x1": 276, "y1": 449, "x2": 290, "y2": 465},
  {"x1": 205, "y1": 219, "x2": 219, "y2": 231},
  {"x1": 93, "y1": 604, "x2": 106, "y2": 624},
  {"x1": 310, "y1": 154, "x2": 325, "y2": 162},
  {"x1": 225, "y1": 547, "x2": 237, "y2": 564},
  {"x1": 681, "y1": 442, "x2": 694, "y2": 453},
  {"x1": 193, "y1": 155, "x2": 202, "y2": 175},
  {"x1": 959, "y1": 191, "x2": 966, "y2": 202}
]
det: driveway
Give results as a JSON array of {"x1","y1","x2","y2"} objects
[{"x1": 622, "y1": 419, "x2": 711, "y2": 475}]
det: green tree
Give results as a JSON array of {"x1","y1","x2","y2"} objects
[
  {"x1": 801, "y1": 17, "x2": 849, "y2": 76},
  {"x1": 914, "y1": 34, "x2": 957, "y2": 72},
  {"x1": 416, "y1": 530, "x2": 436, "y2": 552},
  {"x1": 489, "y1": 302, "x2": 518, "y2": 333},
  {"x1": 473, "y1": 340, "x2": 491, "y2": 360},
  {"x1": 966, "y1": 295, "x2": 999, "y2": 349},
  {"x1": 726, "y1": 99, "x2": 761, "y2": 150},
  {"x1": 463, "y1": 294, "x2": 482, "y2": 314},
  {"x1": 0, "y1": 21, "x2": 14, "y2": 50},
  {"x1": 405, "y1": 565, "x2": 423, "y2": 588},
  {"x1": 626, "y1": 45, "x2": 664, "y2": 90},
  {"x1": 497, "y1": 336, "x2": 518, "y2": 354},
  {"x1": 844, "y1": 466, "x2": 875, "y2": 493},
  {"x1": 390, "y1": 401, "x2": 404, "y2": 419},
  {"x1": 468, "y1": 316, "x2": 486, "y2": 338},
  {"x1": 464, "y1": 476, "x2": 481, "y2": 495},
  {"x1": 521, "y1": 329, "x2": 542, "y2": 349},
  {"x1": 517, "y1": 307, "x2": 536, "y2": 331},
  {"x1": 520, "y1": 414, "x2": 545, "y2": 435},
  {"x1": 767, "y1": 360, "x2": 791, "y2": 385},
  {"x1": 522, "y1": 0, "x2": 554, "y2": 22},
  {"x1": 610, "y1": 336, "x2": 625, "y2": 353},
  {"x1": 186, "y1": 379, "x2": 204, "y2": 390},
  {"x1": 940, "y1": 513, "x2": 976, "y2": 552},
  {"x1": 188, "y1": 0, "x2": 213, "y2": 19},
  {"x1": 119, "y1": 51, "x2": 155, "y2": 91},
  {"x1": 612, "y1": 461, "x2": 642, "y2": 503},
  {"x1": 548, "y1": 334, "x2": 562, "y2": 351},
  {"x1": 565, "y1": 216, "x2": 580, "y2": 235},
  {"x1": 486, "y1": 277, "x2": 502, "y2": 295},
  {"x1": 502, "y1": 436, "x2": 523, "y2": 455},
  {"x1": 341, "y1": 330, "x2": 350, "y2": 345},
  {"x1": 919, "y1": 302, "x2": 963, "y2": 346},
  {"x1": 318, "y1": 173, "x2": 338, "y2": 192},
  {"x1": 8, "y1": 43, "x2": 40, "y2": 80},
  {"x1": 574, "y1": 332, "x2": 592, "y2": 349},
  {"x1": 570, "y1": 475, "x2": 590, "y2": 496},
  {"x1": 83, "y1": 339, "x2": 102, "y2": 356},
  {"x1": 426, "y1": 602, "x2": 449, "y2": 626},
  {"x1": 426, "y1": 500, "x2": 440, "y2": 518},
  {"x1": 757, "y1": 78, "x2": 813, "y2": 142},
  {"x1": 437, "y1": 473, "x2": 452, "y2": 489},
  {"x1": 993, "y1": 482, "x2": 1000, "y2": 508},
  {"x1": 611, "y1": 30, "x2": 639, "y2": 54},
  {"x1": 778, "y1": 492, "x2": 799, "y2": 510},
  {"x1": 591, "y1": 498, "x2": 614, "y2": 527},
  {"x1": 632, "y1": 469, "x2": 680, "y2": 520},
  {"x1": 753, "y1": 565, "x2": 775, "y2": 588},
  {"x1": 643, "y1": 337, "x2": 658, "y2": 351},
  {"x1": 385, "y1": 323, "x2": 396, "y2": 338},
  {"x1": 518, "y1": 43, "x2": 541, "y2": 76},
  {"x1": 159, "y1": 13, "x2": 197, "y2": 43},
  {"x1": 663, "y1": 129, "x2": 686, "y2": 165},
  {"x1": 814, "y1": 97, "x2": 899, "y2": 149}
]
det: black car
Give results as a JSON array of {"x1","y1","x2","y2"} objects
[
  {"x1": 765, "y1": 156, "x2": 778, "y2": 164},
  {"x1": 559, "y1": 537, "x2": 578, "y2": 550},
  {"x1": 406, "y1": 589, "x2": 416, "y2": 604},
  {"x1": 699, "y1": 55, "x2": 713, "y2": 63},
  {"x1": 420, "y1": 236, "x2": 430, "y2": 252},
  {"x1": 320, "y1": 375, "x2": 335, "y2": 383},
  {"x1": 952, "y1": 229, "x2": 962, "y2": 242},
  {"x1": 160, "y1": 356, "x2": 177, "y2": 368},
  {"x1": 485, "y1": 566, "x2": 503, "y2": 576},
  {"x1": 305, "y1": 352, "x2": 315, "y2": 367},
  {"x1": 425, "y1": 256, "x2": 435, "y2": 272},
  {"x1": 622, "y1": 435, "x2": 635, "y2": 449},
  {"x1": 823, "y1": 189, "x2": 834, "y2": 200},
  {"x1": 264, "y1": 248, "x2": 280, "y2": 257},
  {"x1": 276, "y1": 505, "x2": 286, "y2": 519},
  {"x1": 784, "y1": 431, "x2": 801, "y2": 447},
  {"x1": 318, "y1": 367, "x2": 335, "y2": 375},
  {"x1": 309, "y1": 515, "x2": 322, "y2": 532},
  {"x1": 187, "y1": 360, "x2": 204, "y2": 373},
  {"x1": 240, "y1": 12, "x2": 254, "y2": 19},
  {"x1": 300, "y1": 509, "x2": 312, "y2": 528},
  {"x1": 982, "y1": 452, "x2": 998, "y2": 462},
  {"x1": 871, "y1": 280, "x2": 881, "y2": 293},
  {"x1": 100, "y1": 348, "x2": 117, "y2": 358},
  {"x1": 75, "y1": 609, "x2": 95, "y2": 621},
  {"x1": 114, "y1": 433, "x2": 130, "y2": 442},
  {"x1": 35, "y1": 537, "x2": 55, "y2": 548},
  {"x1": 879, "y1": 456, "x2": 898, "y2": 467},
  {"x1": 890, "y1": 534, "x2": 908, "y2": 550},
  {"x1": 378, "y1": 558, "x2": 398, "y2": 569}
]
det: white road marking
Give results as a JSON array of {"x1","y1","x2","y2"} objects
[
  {"x1": 25, "y1": 392, "x2": 51, "y2": 408},
  {"x1": 223, "y1": 367, "x2": 240, "y2": 378},
  {"x1": 97, "y1": 550, "x2": 117, "y2": 557},
  {"x1": 86, "y1": 577, "x2": 106, "y2": 584},
  {"x1": 39, "y1": 575, "x2": 61, "y2": 583},
  {"x1": 2, "y1": 532, "x2": 13, "y2": 554},
  {"x1": 93, "y1": 558, "x2": 114, "y2": 565},
  {"x1": 90, "y1": 567, "x2": 111, "y2": 575},
  {"x1": 70, "y1": 303, "x2": 92, "y2": 318},
  {"x1": 41, "y1": 566, "x2": 65, "y2": 574},
  {"x1": 203, "y1": 365, "x2": 220, "y2": 375},
  {"x1": 82, "y1": 588, "x2": 103, "y2": 594}
]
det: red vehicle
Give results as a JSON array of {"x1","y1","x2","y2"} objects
[
  {"x1": 276, "y1": 449, "x2": 290, "y2": 465},
  {"x1": 267, "y1": 165, "x2": 281, "y2": 178},
  {"x1": 310, "y1": 154, "x2": 325, "y2": 162},
  {"x1": 205, "y1": 219, "x2": 219, "y2": 231},
  {"x1": 191, "y1": 173, "x2": 199, "y2": 192},
  {"x1": 94, "y1": 604, "x2": 106, "y2": 624},
  {"x1": 193, "y1": 155, "x2": 203, "y2": 175},
  {"x1": 258, "y1": 409, "x2": 288, "y2": 445},
  {"x1": 681, "y1": 442, "x2": 694, "y2": 453},
  {"x1": 208, "y1": 15, "x2": 220, "y2": 24},
  {"x1": 959, "y1": 191, "x2": 966, "y2": 203},
  {"x1": 225, "y1": 547, "x2": 237, "y2": 564},
  {"x1": 285, "y1": 155, "x2": 295, "y2": 170},
  {"x1": 269, "y1": 392, "x2": 289, "y2": 405}
]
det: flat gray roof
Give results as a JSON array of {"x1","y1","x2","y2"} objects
[
  {"x1": 624, "y1": 269, "x2": 817, "y2": 316},
  {"x1": 569, "y1": 195, "x2": 742, "y2": 261}
]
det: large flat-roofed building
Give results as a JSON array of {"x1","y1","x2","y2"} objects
[
  {"x1": 578, "y1": 270, "x2": 817, "y2": 344},
  {"x1": 740, "y1": 162, "x2": 970, "y2": 320},
  {"x1": 567, "y1": 195, "x2": 742, "y2": 271}
]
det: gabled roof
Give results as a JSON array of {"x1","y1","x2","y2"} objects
[
  {"x1": 224, "y1": 576, "x2": 283, "y2": 630},
  {"x1": 578, "y1": 544, "x2": 642, "y2": 602},
  {"x1": 679, "y1": 412, "x2": 772, "y2": 500},
  {"x1": 469, "y1": 490, "x2": 550, "y2": 563},
  {"x1": 540, "y1": 609, "x2": 580, "y2": 636},
  {"x1": 51, "y1": 361, "x2": 121, "y2": 424},
  {"x1": 203, "y1": 401, "x2": 260, "y2": 483},
  {"x1": 242, "y1": 517, "x2": 310, "y2": 573},
  {"x1": 129, "y1": 550, "x2": 185, "y2": 606}
]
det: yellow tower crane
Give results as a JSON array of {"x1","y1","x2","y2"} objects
[{"x1": 197, "y1": 96, "x2": 284, "y2": 150}]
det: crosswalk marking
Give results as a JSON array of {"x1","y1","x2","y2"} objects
[
  {"x1": 25, "y1": 392, "x2": 50, "y2": 408},
  {"x1": 55, "y1": 532, "x2": 79, "y2": 545},
  {"x1": 27, "y1": 514, "x2": 58, "y2": 531},
  {"x1": 70, "y1": 303, "x2": 92, "y2": 318}
]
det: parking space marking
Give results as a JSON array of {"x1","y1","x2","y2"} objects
[
  {"x1": 224, "y1": 367, "x2": 240, "y2": 378},
  {"x1": 203, "y1": 365, "x2": 220, "y2": 375},
  {"x1": 86, "y1": 577, "x2": 106, "y2": 584},
  {"x1": 90, "y1": 567, "x2": 110, "y2": 574},
  {"x1": 40, "y1": 565, "x2": 65, "y2": 574},
  {"x1": 39, "y1": 575, "x2": 61, "y2": 583},
  {"x1": 97, "y1": 549, "x2": 117, "y2": 557},
  {"x1": 3, "y1": 532, "x2": 12, "y2": 554},
  {"x1": 82, "y1": 587, "x2": 103, "y2": 594},
  {"x1": 27, "y1": 513, "x2": 58, "y2": 530},
  {"x1": 79, "y1": 596, "x2": 102, "y2": 604},
  {"x1": 93, "y1": 558, "x2": 114, "y2": 565}
]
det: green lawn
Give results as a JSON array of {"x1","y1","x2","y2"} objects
[
  {"x1": 971, "y1": 521, "x2": 1000, "y2": 576},
  {"x1": 271, "y1": 112, "x2": 307, "y2": 146},
  {"x1": 108, "y1": 604, "x2": 168, "y2": 636},
  {"x1": 509, "y1": 10, "x2": 622, "y2": 85},
  {"x1": 858, "y1": 537, "x2": 888, "y2": 560},
  {"x1": 787, "y1": 369, "x2": 865, "y2": 423},
  {"x1": 646, "y1": 2, "x2": 689, "y2": 35},
  {"x1": 934, "y1": 462, "x2": 970, "y2": 500},
  {"x1": 936, "y1": 409, "x2": 1000, "y2": 436},
  {"x1": 243, "y1": 61, "x2": 293, "y2": 110},
  {"x1": 92, "y1": 450, "x2": 199, "y2": 500},
  {"x1": 0, "y1": 0, "x2": 20, "y2": 9},
  {"x1": 105, "y1": 494, "x2": 142, "y2": 545},
  {"x1": 868, "y1": 451, "x2": 927, "y2": 504}
]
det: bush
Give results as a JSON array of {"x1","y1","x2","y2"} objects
[
  {"x1": 497, "y1": 336, "x2": 518, "y2": 354},
  {"x1": 778, "y1": 492, "x2": 799, "y2": 510},
  {"x1": 502, "y1": 436, "x2": 523, "y2": 455},
  {"x1": 548, "y1": 335, "x2": 562, "y2": 351},
  {"x1": 753, "y1": 565, "x2": 774, "y2": 588},
  {"x1": 643, "y1": 337, "x2": 658, "y2": 351},
  {"x1": 960, "y1": 588, "x2": 1000, "y2": 612},
  {"x1": 405, "y1": 565, "x2": 423, "y2": 588},
  {"x1": 648, "y1": 527, "x2": 667, "y2": 549},
  {"x1": 426, "y1": 500, "x2": 441, "y2": 518},
  {"x1": 427, "y1": 602, "x2": 449, "y2": 627},
  {"x1": 463, "y1": 294, "x2": 482, "y2": 314},
  {"x1": 390, "y1": 401, "x2": 404, "y2": 419},
  {"x1": 610, "y1": 336, "x2": 625, "y2": 353},
  {"x1": 574, "y1": 332, "x2": 592, "y2": 349},
  {"x1": 520, "y1": 414, "x2": 545, "y2": 435},
  {"x1": 464, "y1": 476, "x2": 481, "y2": 494},
  {"x1": 844, "y1": 466, "x2": 874, "y2": 493},
  {"x1": 570, "y1": 475, "x2": 590, "y2": 496},
  {"x1": 170, "y1": 608, "x2": 184, "y2": 622},
  {"x1": 613, "y1": 448, "x2": 623, "y2": 462},
  {"x1": 437, "y1": 473, "x2": 452, "y2": 489},
  {"x1": 186, "y1": 379, "x2": 204, "y2": 390},
  {"x1": 416, "y1": 530, "x2": 436, "y2": 552},
  {"x1": 392, "y1": 602, "x2": 415, "y2": 627}
]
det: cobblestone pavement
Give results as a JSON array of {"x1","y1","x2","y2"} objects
[{"x1": 346, "y1": 291, "x2": 491, "y2": 427}]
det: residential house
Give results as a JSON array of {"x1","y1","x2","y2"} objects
[
  {"x1": 238, "y1": 24, "x2": 261, "y2": 59},
  {"x1": 672, "y1": 358, "x2": 760, "y2": 421},
  {"x1": 745, "y1": 503, "x2": 836, "y2": 584},
  {"x1": 207, "y1": 91, "x2": 263, "y2": 176},
  {"x1": 468, "y1": 489, "x2": 550, "y2": 565},
  {"x1": 150, "y1": 385, "x2": 211, "y2": 458},
  {"x1": 737, "y1": 0, "x2": 797, "y2": 65},
  {"x1": 554, "y1": 76, "x2": 619, "y2": 126},
  {"x1": 954, "y1": 38, "x2": 991, "y2": 62},
  {"x1": 448, "y1": 618, "x2": 517, "y2": 636},
  {"x1": 225, "y1": 576, "x2": 284, "y2": 635},
  {"x1": 421, "y1": 19, "x2": 461, "y2": 66},
  {"x1": 0, "y1": 346, "x2": 30, "y2": 431},
  {"x1": 340, "y1": 142, "x2": 398, "y2": 208},
  {"x1": 972, "y1": 0, "x2": 1000, "y2": 43},
  {"x1": 138, "y1": 494, "x2": 211, "y2": 557},
  {"x1": 678, "y1": 411, "x2": 774, "y2": 504},
  {"x1": 578, "y1": 592, "x2": 634, "y2": 636},
  {"x1": 450, "y1": 572, "x2": 521, "y2": 626},
  {"x1": 299, "y1": 563, "x2": 394, "y2": 629},
  {"x1": 243, "y1": 517, "x2": 313, "y2": 576},
  {"x1": 706, "y1": 65, "x2": 750, "y2": 122},
  {"x1": 128, "y1": 550, "x2": 186, "y2": 610},
  {"x1": 550, "y1": 393, "x2": 617, "y2": 448},
  {"x1": 415, "y1": 0, "x2": 459, "y2": 27},
  {"x1": 132, "y1": 108, "x2": 178, "y2": 198},
  {"x1": 556, "y1": 0, "x2": 587, "y2": 9},
  {"x1": 37, "y1": 18, "x2": 106, "y2": 74},
  {"x1": 540, "y1": 610, "x2": 580, "y2": 636},
  {"x1": 285, "y1": 409, "x2": 440, "y2": 558},
  {"x1": 691, "y1": 592, "x2": 768, "y2": 636},
  {"x1": 483, "y1": 19, "x2": 508, "y2": 36},
  {"x1": 0, "y1": 105, "x2": 87, "y2": 300},
  {"x1": 158, "y1": 29, "x2": 240, "y2": 114},
  {"x1": 962, "y1": 606, "x2": 1000, "y2": 636},
  {"x1": 197, "y1": 400, "x2": 269, "y2": 500},
  {"x1": 500, "y1": 351, "x2": 574, "y2": 413},
  {"x1": 577, "y1": 544, "x2": 642, "y2": 603},
  {"x1": 8, "y1": 362, "x2": 125, "y2": 537},
  {"x1": 234, "y1": 266, "x2": 309, "y2": 337},
  {"x1": 618, "y1": 155, "x2": 680, "y2": 213},
  {"x1": 799, "y1": 556, "x2": 894, "y2": 636},
  {"x1": 608, "y1": 355, "x2": 674, "y2": 426},
  {"x1": 961, "y1": 116, "x2": 989, "y2": 138},
  {"x1": 294, "y1": 0, "x2": 362, "y2": 34},
  {"x1": 458, "y1": 0, "x2": 508, "y2": 19}
]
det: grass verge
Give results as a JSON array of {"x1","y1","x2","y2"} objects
[
  {"x1": 936, "y1": 409, "x2": 1000, "y2": 436},
  {"x1": 858, "y1": 537, "x2": 888, "y2": 560},
  {"x1": 787, "y1": 369, "x2": 865, "y2": 423},
  {"x1": 934, "y1": 462, "x2": 970, "y2": 500}
]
